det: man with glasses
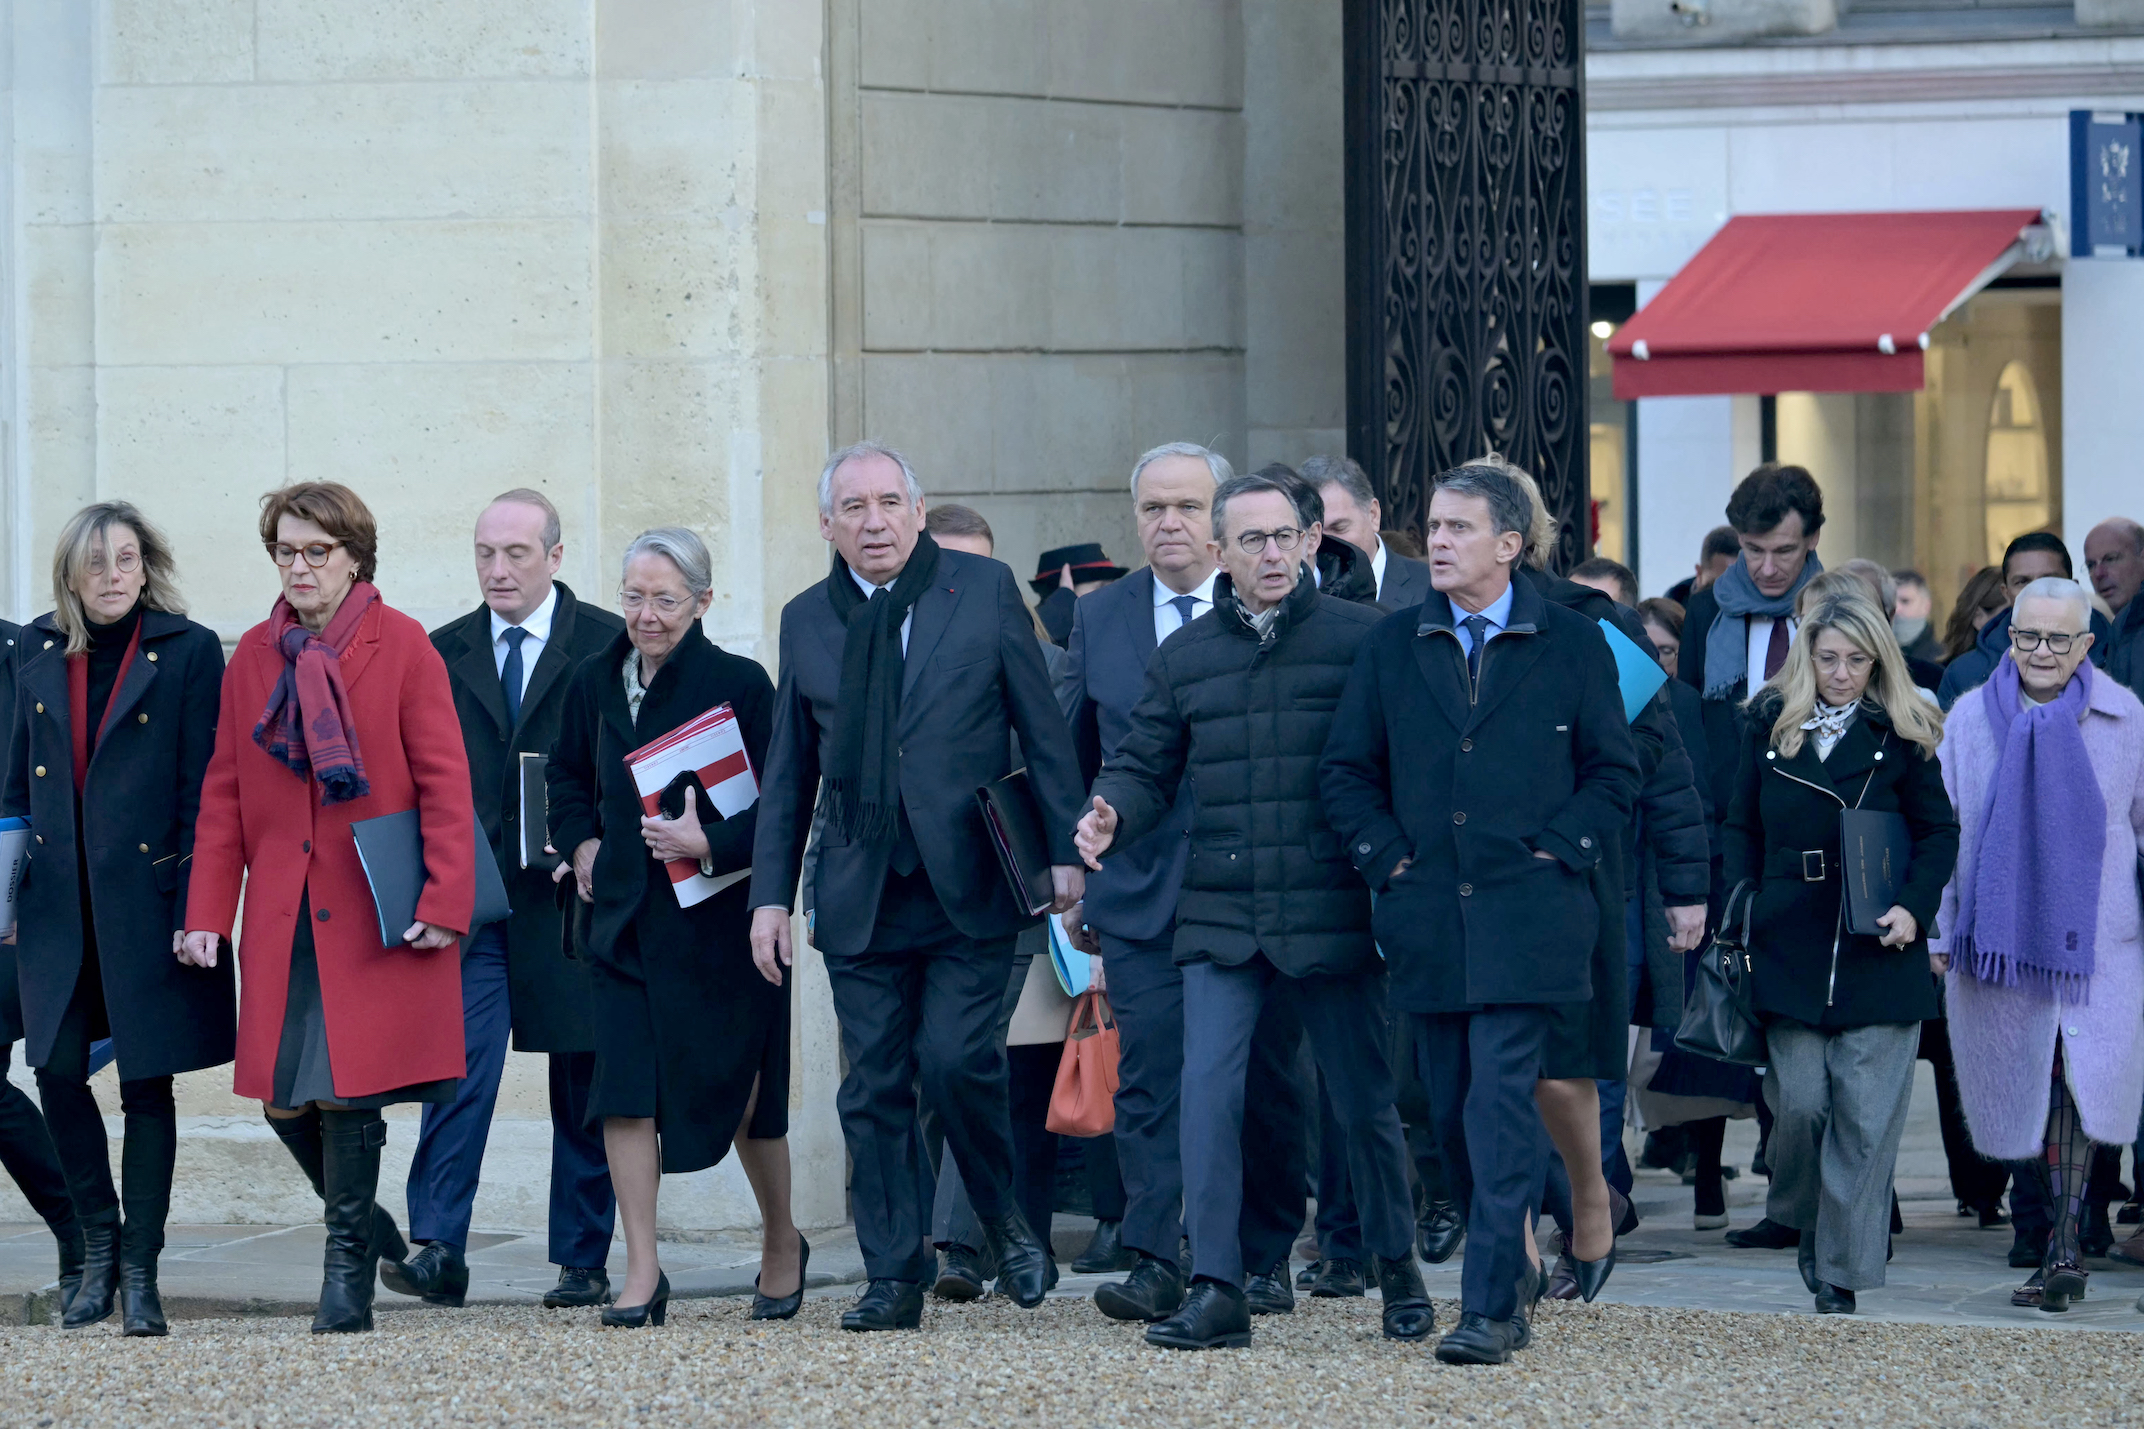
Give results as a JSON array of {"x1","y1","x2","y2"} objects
[
  {"x1": 1074, "y1": 470, "x2": 1431, "y2": 1352},
  {"x1": 384, "y1": 490, "x2": 625, "y2": 1311}
]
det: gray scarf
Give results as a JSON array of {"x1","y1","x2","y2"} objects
[{"x1": 1701, "y1": 552, "x2": 1823, "y2": 700}]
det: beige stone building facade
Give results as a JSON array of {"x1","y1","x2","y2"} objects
[{"x1": 0, "y1": 0, "x2": 1347, "y2": 1234}]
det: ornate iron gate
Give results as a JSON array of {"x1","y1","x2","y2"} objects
[{"x1": 1343, "y1": 0, "x2": 1590, "y2": 571}]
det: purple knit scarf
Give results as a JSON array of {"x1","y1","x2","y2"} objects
[{"x1": 1953, "y1": 657, "x2": 2106, "y2": 997}]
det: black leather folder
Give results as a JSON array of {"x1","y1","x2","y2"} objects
[
  {"x1": 1840, "y1": 809, "x2": 1912, "y2": 938},
  {"x1": 976, "y1": 769, "x2": 1054, "y2": 917},
  {"x1": 351, "y1": 808, "x2": 512, "y2": 946},
  {"x1": 517, "y1": 752, "x2": 551, "y2": 870}
]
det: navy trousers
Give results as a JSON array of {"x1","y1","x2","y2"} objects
[
  {"x1": 1413, "y1": 1006, "x2": 1552, "y2": 1323},
  {"x1": 406, "y1": 924, "x2": 614, "y2": 1263},
  {"x1": 1101, "y1": 932, "x2": 1187, "y2": 1260},
  {"x1": 1182, "y1": 956, "x2": 1413, "y2": 1287}
]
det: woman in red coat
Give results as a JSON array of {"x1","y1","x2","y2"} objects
[{"x1": 182, "y1": 481, "x2": 475, "y2": 1334}]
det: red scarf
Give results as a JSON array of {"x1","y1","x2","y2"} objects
[
  {"x1": 252, "y1": 583, "x2": 378, "y2": 804},
  {"x1": 66, "y1": 621, "x2": 143, "y2": 793}
]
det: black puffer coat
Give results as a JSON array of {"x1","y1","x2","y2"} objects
[{"x1": 1092, "y1": 567, "x2": 1384, "y2": 976}]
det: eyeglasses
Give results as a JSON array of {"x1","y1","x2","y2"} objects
[
  {"x1": 87, "y1": 550, "x2": 141, "y2": 576},
  {"x1": 1233, "y1": 527, "x2": 1305, "y2": 556},
  {"x1": 268, "y1": 540, "x2": 346, "y2": 568},
  {"x1": 1813, "y1": 649, "x2": 1874, "y2": 674},
  {"x1": 620, "y1": 590, "x2": 687, "y2": 615},
  {"x1": 2010, "y1": 627, "x2": 2080, "y2": 654}
]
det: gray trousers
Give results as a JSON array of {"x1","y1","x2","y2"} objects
[
  {"x1": 1763, "y1": 1019, "x2": 1919, "y2": 1292},
  {"x1": 931, "y1": 939, "x2": 1038, "y2": 1249}
]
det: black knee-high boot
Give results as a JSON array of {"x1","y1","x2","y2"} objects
[
  {"x1": 266, "y1": 1108, "x2": 407, "y2": 1264},
  {"x1": 116, "y1": 1077, "x2": 176, "y2": 1336},
  {"x1": 313, "y1": 1109, "x2": 388, "y2": 1333}
]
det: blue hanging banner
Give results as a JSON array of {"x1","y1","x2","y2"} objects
[{"x1": 2072, "y1": 110, "x2": 2144, "y2": 258}]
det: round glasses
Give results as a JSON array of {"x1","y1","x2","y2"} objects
[
  {"x1": 268, "y1": 540, "x2": 347, "y2": 568},
  {"x1": 87, "y1": 550, "x2": 141, "y2": 576},
  {"x1": 1233, "y1": 527, "x2": 1305, "y2": 556}
]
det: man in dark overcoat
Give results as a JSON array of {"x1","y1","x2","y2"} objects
[
  {"x1": 1321, "y1": 460, "x2": 1641, "y2": 1365},
  {"x1": 749, "y1": 441, "x2": 1088, "y2": 1332},
  {"x1": 1075, "y1": 471, "x2": 1432, "y2": 1353},
  {"x1": 384, "y1": 490, "x2": 624, "y2": 1310}
]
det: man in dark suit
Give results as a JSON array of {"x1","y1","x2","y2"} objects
[
  {"x1": 1322, "y1": 459, "x2": 1641, "y2": 1365},
  {"x1": 1076, "y1": 471, "x2": 1432, "y2": 1353},
  {"x1": 1301, "y1": 455, "x2": 1431, "y2": 610},
  {"x1": 385, "y1": 489, "x2": 624, "y2": 1310},
  {"x1": 749, "y1": 441, "x2": 1088, "y2": 1332},
  {"x1": 1059, "y1": 441, "x2": 1314, "y2": 1325}
]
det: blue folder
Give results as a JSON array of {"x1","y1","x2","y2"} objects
[
  {"x1": 1047, "y1": 914, "x2": 1092, "y2": 996},
  {"x1": 1598, "y1": 617, "x2": 1669, "y2": 724}
]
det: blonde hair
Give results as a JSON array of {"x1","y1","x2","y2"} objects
[
  {"x1": 51, "y1": 502, "x2": 187, "y2": 657},
  {"x1": 1473, "y1": 453, "x2": 1559, "y2": 568},
  {"x1": 1759, "y1": 591, "x2": 1943, "y2": 760}
]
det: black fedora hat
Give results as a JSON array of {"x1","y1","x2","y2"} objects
[{"x1": 1031, "y1": 542, "x2": 1130, "y2": 596}]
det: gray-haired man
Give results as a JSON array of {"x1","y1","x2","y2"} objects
[{"x1": 1300, "y1": 455, "x2": 1431, "y2": 610}]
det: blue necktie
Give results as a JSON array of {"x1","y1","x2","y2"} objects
[
  {"x1": 1463, "y1": 614, "x2": 1491, "y2": 688},
  {"x1": 1168, "y1": 594, "x2": 1199, "y2": 630},
  {"x1": 501, "y1": 627, "x2": 528, "y2": 728}
]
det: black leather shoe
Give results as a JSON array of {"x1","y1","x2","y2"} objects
[
  {"x1": 2041, "y1": 1260, "x2": 2089, "y2": 1313},
  {"x1": 1095, "y1": 1254, "x2": 1186, "y2": 1323},
  {"x1": 1418, "y1": 1201, "x2": 1465, "y2": 1265},
  {"x1": 2009, "y1": 1232, "x2": 2050, "y2": 1269},
  {"x1": 1144, "y1": 1278, "x2": 1252, "y2": 1350},
  {"x1": 119, "y1": 1264, "x2": 168, "y2": 1337},
  {"x1": 1724, "y1": 1217, "x2": 1800, "y2": 1250},
  {"x1": 1375, "y1": 1255, "x2": 1435, "y2": 1342},
  {"x1": 2083, "y1": 1202, "x2": 2116, "y2": 1258},
  {"x1": 1243, "y1": 1260, "x2": 1295, "y2": 1315},
  {"x1": 932, "y1": 1244, "x2": 991, "y2": 1302},
  {"x1": 62, "y1": 1218, "x2": 120, "y2": 1328},
  {"x1": 981, "y1": 1209, "x2": 1055, "y2": 1309},
  {"x1": 379, "y1": 1241, "x2": 469, "y2": 1307},
  {"x1": 1574, "y1": 1242, "x2": 1617, "y2": 1304},
  {"x1": 1544, "y1": 1250, "x2": 1580, "y2": 1302},
  {"x1": 1073, "y1": 1219, "x2": 1136, "y2": 1274},
  {"x1": 842, "y1": 1278, "x2": 924, "y2": 1331},
  {"x1": 1311, "y1": 1257, "x2": 1365, "y2": 1298},
  {"x1": 1435, "y1": 1310, "x2": 1522, "y2": 1365},
  {"x1": 1976, "y1": 1203, "x2": 2010, "y2": 1230},
  {"x1": 1796, "y1": 1231, "x2": 1821, "y2": 1295},
  {"x1": 543, "y1": 1266, "x2": 612, "y2": 1308},
  {"x1": 750, "y1": 1235, "x2": 810, "y2": 1321},
  {"x1": 600, "y1": 1270, "x2": 670, "y2": 1328},
  {"x1": 1295, "y1": 1260, "x2": 1320, "y2": 1290},
  {"x1": 1814, "y1": 1283, "x2": 1856, "y2": 1314}
]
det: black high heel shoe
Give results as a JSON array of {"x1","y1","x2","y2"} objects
[
  {"x1": 601, "y1": 1271, "x2": 671, "y2": 1328},
  {"x1": 1574, "y1": 1243, "x2": 1617, "y2": 1303},
  {"x1": 750, "y1": 1236, "x2": 811, "y2": 1321}
]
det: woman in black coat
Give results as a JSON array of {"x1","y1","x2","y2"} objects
[
  {"x1": 546, "y1": 527, "x2": 800, "y2": 1329},
  {"x1": 1723, "y1": 590, "x2": 1957, "y2": 1315},
  {"x1": 2, "y1": 503, "x2": 231, "y2": 1336}
]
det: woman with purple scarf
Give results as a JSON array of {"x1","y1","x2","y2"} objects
[{"x1": 1935, "y1": 576, "x2": 2144, "y2": 1313}]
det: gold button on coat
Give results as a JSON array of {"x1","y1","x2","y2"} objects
[
  {"x1": 33, "y1": 766, "x2": 44, "y2": 777},
  {"x1": 33, "y1": 703, "x2": 42, "y2": 714},
  {"x1": 138, "y1": 713, "x2": 148, "y2": 723},
  {"x1": 146, "y1": 652, "x2": 157, "y2": 662},
  {"x1": 138, "y1": 843, "x2": 149, "y2": 853}
]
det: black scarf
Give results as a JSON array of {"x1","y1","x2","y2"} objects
[{"x1": 824, "y1": 529, "x2": 942, "y2": 845}]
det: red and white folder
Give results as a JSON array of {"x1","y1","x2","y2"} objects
[{"x1": 625, "y1": 702, "x2": 758, "y2": 907}]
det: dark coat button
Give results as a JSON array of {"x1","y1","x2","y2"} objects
[
  {"x1": 1460, "y1": 738, "x2": 1473, "y2": 752},
  {"x1": 1453, "y1": 811, "x2": 1466, "y2": 825},
  {"x1": 302, "y1": 840, "x2": 311, "y2": 853},
  {"x1": 317, "y1": 908, "x2": 330, "y2": 922},
  {"x1": 1459, "y1": 883, "x2": 1473, "y2": 896}
]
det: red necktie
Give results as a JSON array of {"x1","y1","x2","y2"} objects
[{"x1": 1762, "y1": 618, "x2": 1790, "y2": 682}]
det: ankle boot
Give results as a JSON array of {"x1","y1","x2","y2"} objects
[
  {"x1": 312, "y1": 1110, "x2": 387, "y2": 1334},
  {"x1": 120, "y1": 1264, "x2": 168, "y2": 1337},
  {"x1": 62, "y1": 1213, "x2": 121, "y2": 1327},
  {"x1": 268, "y1": 1109, "x2": 407, "y2": 1266},
  {"x1": 52, "y1": 1214, "x2": 86, "y2": 1316}
]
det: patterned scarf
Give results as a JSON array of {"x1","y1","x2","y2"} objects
[
  {"x1": 1800, "y1": 699, "x2": 1858, "y2": 760},
  {"x1": 253, "y1": 582, "x2": 379, "y2": 804}
]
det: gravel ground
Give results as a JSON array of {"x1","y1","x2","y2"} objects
[{"x1": 4, "y1": 1293, "x2": 2139, "y2": 1428}]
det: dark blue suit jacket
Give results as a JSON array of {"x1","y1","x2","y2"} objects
[{"x1": 1058, "y1": 568, "x2": 1192, "y2": 942}]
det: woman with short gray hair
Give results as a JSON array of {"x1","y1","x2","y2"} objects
[
  {"x1": 545, "y1": 527, "x2": 803, "y2": 1327},
  {"x1": 1935, "y1": 576, "x2": 2144, "y2": 1311}
]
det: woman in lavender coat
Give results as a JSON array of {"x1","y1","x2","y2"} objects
[{"x1": 1935, "y1": 577, "x2": 2144, "y2": 1314}]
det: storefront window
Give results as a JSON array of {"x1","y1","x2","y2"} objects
[
  {"x1": 1589, "y1": 284, "x2": 1637, "y2": 567},
  {"x1": 1982, "y1": 360, "x2": 2051, "y2": 565}
]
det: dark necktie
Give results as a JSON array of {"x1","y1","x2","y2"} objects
[
  {"x1": 1168, "y1": 593, "x2": 1199, "y2": 630},
  {"x1": 501, "y1": 626, "x2": 528, "y2": 728},
  {"x1": 1463, "y1": 614, "x2": 1491, "y2": 687},
  {"x1": 1762, "y1": 617, "x2": 1790, "y2": 682}
]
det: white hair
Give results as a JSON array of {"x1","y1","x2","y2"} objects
[
  {"x1": 1130, "y1": 442, "x2": 1232, "y2": 499},
  {"x1": 621, "y1": 526, "x2": 712, "y2": 596},
  {"x1": 2014, "y1": 576, "x2": 2091, "y2": 629},
  {"x1": 819, "y1": 440, "x2": 923, "y2": 516}
]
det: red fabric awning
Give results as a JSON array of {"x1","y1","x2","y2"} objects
[{"x1": 1607, "y1": 209, "x2": 2047, "y2": 400}]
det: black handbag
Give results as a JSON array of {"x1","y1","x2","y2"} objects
[{"x1": 1674, "y1": 879, "x2": 1767, "y2": 1068}]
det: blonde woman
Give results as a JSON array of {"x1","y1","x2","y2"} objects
[{"x1": 1722, "y1": 591, "x2": 1958, "y2": 1314}]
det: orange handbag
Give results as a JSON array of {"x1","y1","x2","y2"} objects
[{"x1": 1045, "y1": 990, "x2": 1120, "y2": 1137}]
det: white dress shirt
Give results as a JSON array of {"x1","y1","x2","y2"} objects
[
  {"x1": 490, "y1": 583, "x2": 558, "y2": 700},
  {"x1": 1746, "y1": 614, "x2": 1797, "y2": 690},
  {"x1": 1369, "y1": 537, "x2": 1390, "y2": 597},
  {"x1": 1153, "y1": 568, "x2": 1221, "y2": 644},
  {"x1": 850, "y1": 566, "x2": 913, "y2": 653}
]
